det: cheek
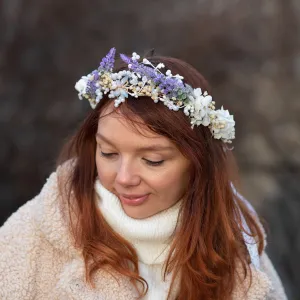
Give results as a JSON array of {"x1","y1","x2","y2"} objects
[
  {"x1": 149, "y1": 166, "x2": 189, "y2": 197},
  {"x1": 96, "y1": 155, "x2": 115, "y2": 187}
]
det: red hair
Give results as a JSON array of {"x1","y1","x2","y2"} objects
[{"x1": 58, "y1": 56, "x2": 265, "y2": 300}]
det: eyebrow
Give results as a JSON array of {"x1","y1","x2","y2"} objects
[{"x1": 95, "y1": 133, "x2": 175, "y2": 152}]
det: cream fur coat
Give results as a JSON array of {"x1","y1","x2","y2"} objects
[{"x1": 0, "y1": 167, "x2": 288, "y2": 300}]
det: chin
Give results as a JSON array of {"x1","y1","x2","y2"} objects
[{"x1": 121, "y1": 205, "x2": 155, "y2": 219}]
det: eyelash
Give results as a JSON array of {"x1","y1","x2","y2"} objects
[
  {"x1": 144, "y1": 159, "x2": 164, "y2": 166},
  {"x1": 100, "y1": 151, "x2": 116, "y2": 158},
  {"x1": 100, "y1": 151, "x2": 164, "y2": 166}
]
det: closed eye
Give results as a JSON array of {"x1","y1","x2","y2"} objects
[
  {"x1": 143, "y1": 158, "x2": 164, "y2": 166},
  {"x1": 100, "y1": 151, "x2": 164, "y2": 166},
  {"x1": 100, "y1": 151, "x2": 117, "y2": 158}
]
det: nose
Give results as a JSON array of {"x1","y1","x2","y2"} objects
[{"x1": 115, "y1": 158, "x2": 141, "y2": 187}]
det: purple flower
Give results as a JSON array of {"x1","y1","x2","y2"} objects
[
  {"x1": 120, "y1": 53, "x2": 132, "y2": 65},
  {"x1": 120, "y1": 53, "x2": 189, "y2": 100},
  {"x1": 86, "y1": 80, "x2": 97, "y2": 98},
  {"x1": 120, "y1": 54, "x2": 157, "y2": 80},
  {"x1": 92, "y1": 70, "x2": 99, "y2": 80},
  {"x1": 99, "y1": 48, "x2": 116, "y2": 71}
]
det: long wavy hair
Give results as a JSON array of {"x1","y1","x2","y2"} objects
[{"x1": 57, "y1": 56, "x2": 265, "y2": 300}]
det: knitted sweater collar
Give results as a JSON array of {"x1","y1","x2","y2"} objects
[{"x1": 94, "y1": 179, "x2": 181, "y2": 265}]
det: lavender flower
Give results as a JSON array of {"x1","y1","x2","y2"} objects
[
  {"x1": 99, "y1": 48, "x2": 116, "y2": 72},
  {"x1": 92, "y1": 70, "x2": 99, "y2": 81},
  {"x1": 120, "y1": 53, "x2": 187, "y2": 100},
  {"x1": 120, "y1": 53, "x2": 132, "y2": 65},
  {"x1": 86, "y1": 80, "x2": 97, "y2": 99}
]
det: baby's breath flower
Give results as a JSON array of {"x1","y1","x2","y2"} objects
[{"x1": 132, "y1": 52, "x2": 140, "y2": 61}]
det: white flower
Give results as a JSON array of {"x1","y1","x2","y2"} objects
[
  {"x1": 110, "y1": 81, "x2": 118, "y2": 89},
  {"x1": 210, "y1": 107, "x2": 235, "y2": 143},
  {"x1": 129, "y1": 76, "x2": 139, "y2": 86},
  {"x1": 193, "y1": 88, "x2": 202, "y2": 97},
  {"x1": 166, "y1": 70, "x2": 173, "y2": 77},
  {"x1": 143, "y1": 58, "x2": 151, "y2": 65},
  {"x1": 174, "y1": 74, "x2": 184, "y2": 80},
  {"x1": 190, "y1": 88, "x2": 213, "y2": 126},
  {"x1": 132, "y1": 52, "x2": 140, "y2": 61},
  {"x1": 120, "y1": 76, "x2": 129, "y2": 85},
  {"x1": 156, "y1": 63, "x2": 165, "y2": 69},
  {"x1": 111, "y1": 73, "x2": 118, "y2": 80},
  {"x1": 89, "y1": 100, "x2": 97, "y2": 109},
  {"x1": 95, "y1": 89, "x2": 103, "y2": 103},
  {"x1": 75, "y1": 76, "x2": 89, "y2": 100}
]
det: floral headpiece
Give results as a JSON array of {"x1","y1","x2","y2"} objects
[{"x1": 75, "y1": 48, "x2": 235, "y2": 143}]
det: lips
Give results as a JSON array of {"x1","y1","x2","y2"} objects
[
  {"x1": 118, "y1": 193, "x2": 149, "y2": 206},
  {"x1": 121, "y1": 194, "x2": 147, "y2": 199}
]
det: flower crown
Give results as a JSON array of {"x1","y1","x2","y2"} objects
[{"x1": 75, "y1": 48, "x2": 235, "y2": 143}]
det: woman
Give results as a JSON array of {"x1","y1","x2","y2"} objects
[{"x1": 0, "y1": 48, "x2": 287, "y2": 300}]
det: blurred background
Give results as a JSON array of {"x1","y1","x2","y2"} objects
[{"x1": 0, "y1": 0, "x2": 299, "y2": 298}]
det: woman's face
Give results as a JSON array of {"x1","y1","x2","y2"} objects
[{"x1": 95, "y1": 106, "x2": 191, "y2": 219}]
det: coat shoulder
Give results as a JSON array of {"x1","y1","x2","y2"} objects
[
  {"x1": 0, "y1": 180, "x2": 46, "y2": 298},
  {"x1": 0, "y1": 161, "x2": 77, "y2": 299},
  {"x1": 260, "y1": 252, "x2": 288, "y2": 300}
]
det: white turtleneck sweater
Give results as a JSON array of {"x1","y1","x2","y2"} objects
[
  {"x1": 94, "y1": 180, "x2": 181, "y2": 299},
  {"x1": 94, "y1": 180, "x2": 261, "y2": 299}
]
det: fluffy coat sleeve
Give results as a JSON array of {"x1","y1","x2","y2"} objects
[
  {"x1": 0, "y1": 194, "x2": 42, "y2": 299},
  {"x1": 260, "y1": 251, "x2": 288, "y2": 300},
  {"x1": 233, "y1": 186, "x2": 288, "y2": 299},
  {"x1": 0, "y1": 169, "x2": 64, "y2": 300}
]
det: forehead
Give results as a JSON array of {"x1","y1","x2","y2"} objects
[{"x1": 98, "y1": 107, "x2": 172, "y2": 146}]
